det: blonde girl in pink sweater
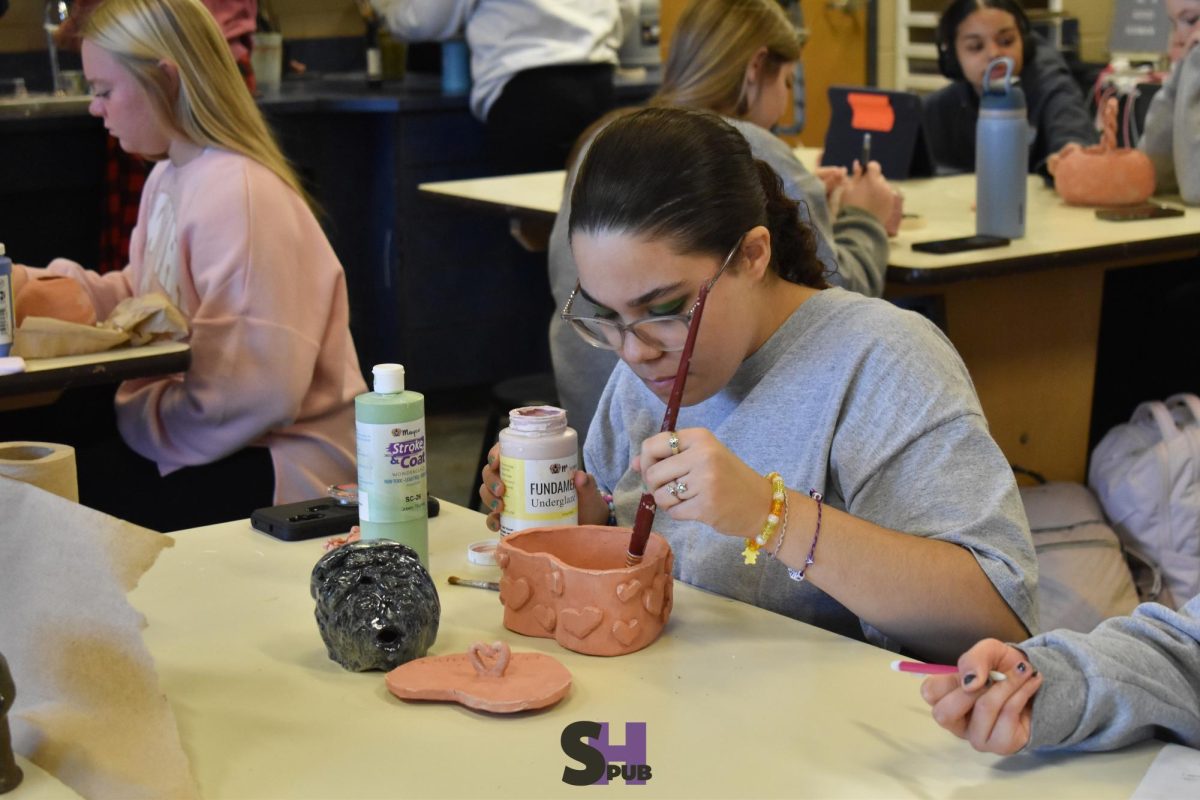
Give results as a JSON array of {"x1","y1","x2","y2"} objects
[{"x1": 12, "y1": 0, "x2": 366, "y2": 530}]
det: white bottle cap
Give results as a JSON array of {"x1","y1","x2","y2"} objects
[{"x1": 372, "y1": 363, "x2": 406, "y2": 393}]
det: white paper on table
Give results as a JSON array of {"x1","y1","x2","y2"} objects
[
  {"x1": 0, "y1": 479, "x2": 197, "y2": 800},
  {"x1": 1129, "y1": 743, "x2": 1200, "y2": 800}
]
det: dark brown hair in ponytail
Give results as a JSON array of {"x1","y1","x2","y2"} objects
[
  {"x1": 569, "y1": 106, "x2": 826, "y2": 289},
  {"x1": 752, "y1": 160, "x2": 826, "y2": 287}
]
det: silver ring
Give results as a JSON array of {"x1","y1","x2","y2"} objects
[
  {"x1": 673, "y1": 481, "x2": 688, "y2": 499},
  {"x1": 666, "y1": 483, "x2": 677, "y2": 497},
  {"x1": 668, "y1": 432, "x2": 680, "y2": 456}
]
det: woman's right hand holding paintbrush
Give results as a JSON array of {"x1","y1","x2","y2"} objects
[
  {"x1": 479, "y1": 443, "x2": 610, "y2": 532},
  {"x1": 633, "y1": 427, "x2": 773, "y2": 538}
]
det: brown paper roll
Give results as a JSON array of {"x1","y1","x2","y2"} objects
[{"x1": 0, "y1": 442, "x2": 78, "y2": 502}]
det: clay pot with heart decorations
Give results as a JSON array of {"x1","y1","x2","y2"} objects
[{"x1": 496, "y1": 525, "x2": 674, "y2": 656}]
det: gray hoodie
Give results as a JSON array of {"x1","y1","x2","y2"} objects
[
  {"x1": 1140, "y1": 45, "x2": 1200, "y2": 205},
  {"x1": 1024, "y1": 594, "x2": 1200, "y2": 751}
]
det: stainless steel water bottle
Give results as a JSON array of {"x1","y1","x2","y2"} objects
[{"x1": 976, "y1": 57, "x2": 1027, "y2": 239}]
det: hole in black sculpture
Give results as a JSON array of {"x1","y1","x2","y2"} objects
[{"x1": 310, "y1": 540, "x2": 440, "y2": 671}]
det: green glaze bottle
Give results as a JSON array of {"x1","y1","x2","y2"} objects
[{"x1": 355, "y1": 364, "x2": 428, "y2": 563}]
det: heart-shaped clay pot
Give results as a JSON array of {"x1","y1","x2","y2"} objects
[
  {"x1": 385, "y1": 641, "x2": 572, "y2": 713},
  {"x1": 497, "y1": 525, "x2": 673, "y2": 656}
]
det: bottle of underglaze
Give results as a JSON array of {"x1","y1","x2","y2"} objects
[
  {"x1": 355, "y1": 364, "x2": 428, "y2": 563},
  {"x1": 499, "y1": 406, "x2": 578, "y2": 535},
  {"x1": 0, "y1": 244, "x2": 14, "y2": 358}
]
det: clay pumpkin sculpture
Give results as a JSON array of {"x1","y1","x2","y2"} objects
[
  {"x1": 1051, "y1": 97, "x2": 1155, "y2": 206},
  {"x1": 14, "y1": 274, "x2": 96, "y2": 327},
  {"x1": 385, "y1": 641, "x2": 572, "y2": 713}
]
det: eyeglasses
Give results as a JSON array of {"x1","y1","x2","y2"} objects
[{"x1": 561, "y1": 235, "x2": 744, "y2": 353}]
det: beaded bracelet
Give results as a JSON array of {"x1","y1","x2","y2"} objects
[
  {"x1": 783, "y1": 490, "x2": 823, "y2": 583},
  {"x1": 742, "y1": 472, "x2": 786, "y2": 565},
  {"x1": 768, "y1": 486, "x2": 790, "y2": 559},
  {"x1": 600, "y1": 492, "x2": 617, "y2": 527}
]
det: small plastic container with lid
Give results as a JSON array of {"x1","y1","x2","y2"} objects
[{"x1": 498, "y1": 406, "x2": 578, "y2": 536}]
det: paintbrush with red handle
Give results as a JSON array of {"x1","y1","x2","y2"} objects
[{"x1": 625, "y1": 282, "x2": 711, "y2": 566}]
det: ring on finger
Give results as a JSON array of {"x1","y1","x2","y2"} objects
[
  {"x1": 668, "y1": 431, "x2": 680, "y2": 456},
  {"x1": 673, "y1": 481, "x2": 688, "y2": 499}
]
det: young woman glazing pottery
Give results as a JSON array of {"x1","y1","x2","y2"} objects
[{"x1": 481, "y1": 107, "x2": 1038, "y2": 664}]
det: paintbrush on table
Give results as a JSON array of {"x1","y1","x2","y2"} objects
[{"x1": 448, "y1": 576, "x2": 499, "y2": 591}]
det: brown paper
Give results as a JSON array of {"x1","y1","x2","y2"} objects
[
  {"x1": 12, "y1": 293, "x2": 189, "y2": 359},
  {"x1": 11, "y1": 317, "x2": 129, "y2": 359},
  {"x1": 104, "y1": 294, "x2": 189, "y2": 347},
  {"x1": 0, "y1": 478, "x2": 198, "y2": 800}
]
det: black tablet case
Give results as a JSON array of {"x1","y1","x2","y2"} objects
[{"x1": 822, "y1": 86, "x2": 935, "y2": 180}]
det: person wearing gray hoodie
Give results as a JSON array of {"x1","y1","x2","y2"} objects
[{"x1": 921, "y1": 594, "x2": 1200, "y2": 754}]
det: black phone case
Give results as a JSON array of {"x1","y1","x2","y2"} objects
[
  {"x1": 250, "y1": 499, "x2": 359, "y2": 541},
  {"x1": 911, "y1": 235, "x2": 1010, "y2": 254},
  {"x1": 249, "y1": 496, "x2": 441, "y2": 541}
]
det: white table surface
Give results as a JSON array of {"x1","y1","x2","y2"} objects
[
  {"x1": 418, "y1": 151, "x2": 1200, "y2": 280},
  {"x1": 5, "y1": 756, "x2": 83, "y2": 800},
  {"x1": 128, "y1": 502, "x2": 1163, "y2": 799}
]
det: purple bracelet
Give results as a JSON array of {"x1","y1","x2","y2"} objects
[
  {"x1": 786, "y1": 489, "x2": 823, "y2": 583},
  {"x1": 601, "y1": 492, "x2": 617, "y2": 527}
]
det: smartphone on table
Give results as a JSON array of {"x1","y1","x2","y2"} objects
[
  {"x1": 911, "y1": 235, "x2": 1011, "y2": 255},
  {"x1": 251, "y1": 498, "x2": 359, "y2": 541},
  {"x1": 1095, "y1": 203, "x2": 1185, "y2": 222},
  {"x1": 250, "y1": 494, "x2": 441, "y2": 541}
]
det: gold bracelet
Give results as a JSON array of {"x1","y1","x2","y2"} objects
[{"x1": 742, "y1": 472, "x2": 786, "y2": 565}]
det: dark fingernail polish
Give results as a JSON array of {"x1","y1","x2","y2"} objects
[
  {"x1": 489, "y1": 499, "x2": 498, "y2": 510},
  {"x1": 1017, "y1": 662, "x2": 1028, "y2": 674},
  {"x1": 490, "y1": 483, "x2": 500, "y2": 493},
  {"x1": 963, "y1": 672, "x2": 976, "y2": 686}
]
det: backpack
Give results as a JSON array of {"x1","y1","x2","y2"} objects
[
  {"x1": 1088, "y1": 394, "x2": 1200, "y2": 610},
  {"x1": 1019, "y1": 481, "x2": 1141, "y2": 632}
]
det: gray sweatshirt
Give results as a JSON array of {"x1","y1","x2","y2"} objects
[
  {"x1": 1140, "y1": 45, "x2": 1200, "y2": 205},
  {"x1": 584, "y1": 288, "x2": 1038, "y2": 649},
  {"x1": 1024, "y1": 594, "x2": 1200, "y2": 751}
]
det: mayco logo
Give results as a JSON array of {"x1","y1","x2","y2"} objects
[
  {"x1": 561, "y1": 721, "x2": 652, "y2": 786},
  {"x1": 548, "y1": 462, "x2": 571, "y2": 475}
]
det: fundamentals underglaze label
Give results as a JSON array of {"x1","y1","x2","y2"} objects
[
  {"x1": 499, "y1": 454, "x2": 578, "y2": 535},
  {"x1": 356, "y1": 418, "x2": 426, "y2": 523}
]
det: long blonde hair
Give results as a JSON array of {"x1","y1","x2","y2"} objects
[
  {"x1": 653, "y1": 0, "x2": 801, "y2": 116},
  {"x1": 82, "y1": 0, "x2": 308, "y2": 203}
]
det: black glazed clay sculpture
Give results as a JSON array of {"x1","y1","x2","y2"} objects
[
  {"x1": 0, "y1": 652, "x2": 22, "y2": 794},
  {"x1": 311, "y1": 540, "x2": 440, "y2": 671}
]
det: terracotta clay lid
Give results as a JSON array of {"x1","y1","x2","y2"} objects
[{"x1": 385, "y1": 641, "x2": 571, "y2": 713}]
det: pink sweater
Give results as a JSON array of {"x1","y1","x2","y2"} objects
[{"x1": 41, "y1": 148, "x2": 367, "y2": 504}]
